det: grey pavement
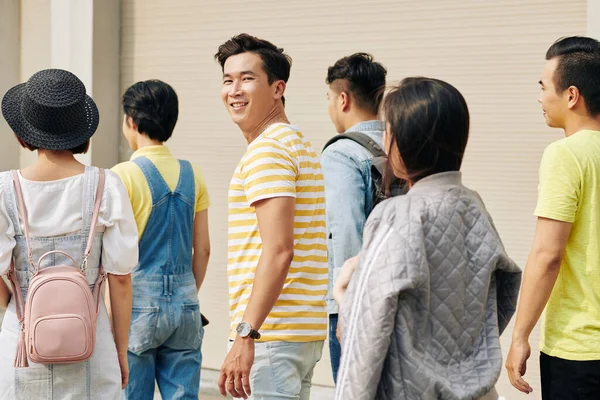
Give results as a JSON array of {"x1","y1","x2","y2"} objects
[{"x1": 154, "y1": 368, "x2": 334, "y2": 399}]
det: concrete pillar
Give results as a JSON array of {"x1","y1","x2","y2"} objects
[
  {"x1": 0, "y1": 0, "x2": 21, "y2": 171},
  {"x1": 91, "y1": 0, "x2": 121, "y2": 168},
  {"x1": 19, "y1": 0, "x2": 120, "y2": 168}
]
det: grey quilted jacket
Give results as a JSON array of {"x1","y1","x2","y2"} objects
[{"x1": 335, "y1": 172, "x2": 522, "y2": 400}]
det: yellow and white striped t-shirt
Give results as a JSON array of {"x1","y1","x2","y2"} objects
[{"x1": 228, "y1": 123, "x2": 327, "y2": 342}]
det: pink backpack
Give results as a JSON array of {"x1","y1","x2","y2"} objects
[{"x1": 6, "y1": 169, "x2": 107, "y2": 368}]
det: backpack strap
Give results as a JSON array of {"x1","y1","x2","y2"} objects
[
  {"x1": 323, "y1": 131, "x2": 386, "y2": 158},
  {"x1": 86, "y1": 168, "x2": 107, "y2": 316},
  {"x1": 10, "y1": 171, "x2": 35, "y2": 271},
  {"x1": 7, "y1": 171, "x2": 32, "y2": 328}
]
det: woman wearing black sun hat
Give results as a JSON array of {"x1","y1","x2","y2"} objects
[{"x1": 0, "y1": 69, "x2": 138, "y2": 399}]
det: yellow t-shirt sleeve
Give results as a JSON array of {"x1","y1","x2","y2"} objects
[
  {"x1": 241, "y1": 139, "x2": 297, "y2": 205},
  {"x1": 111, "y1": 161, "x2": 153, "y2": 238},
  {"x1": 534, "y1": 142, "x2": 581, "y2": 223},
  {"x1": 192, "y1": 164, "x2": 210, "y2": 213}
]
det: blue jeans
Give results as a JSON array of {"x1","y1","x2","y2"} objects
[
  {"x1": 125, "y1": 342, "x2": 202, "y2": 400},
  {"x1": 228, "y1": 340, "x2": 323, "y2": 399},
  {"x1": 329, "y1": 314, "x2": 341, "y2": 383},
  {"x1": 123, "y1": 276, "x2": 204, "y2": 400}
]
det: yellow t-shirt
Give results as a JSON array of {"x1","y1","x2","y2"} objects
[
  {"x1": 228, "y1": 123, "x2": 328, "y2": 342},
  {"x1": 112, "y1": 145, "x2": 210, "y2": 238},
  {"x1": 535, "y1": 130, "x2": 600, "y2": 361}
]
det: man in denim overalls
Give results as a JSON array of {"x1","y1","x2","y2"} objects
[{"x1": 113, "y1": 80, "x2": 211, "y2": 400}]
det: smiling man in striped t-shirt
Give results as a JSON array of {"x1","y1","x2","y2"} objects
[{"x1": 215, "y1": 34, "x2": 327, "y2": 400}]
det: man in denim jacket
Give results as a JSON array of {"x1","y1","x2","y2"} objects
[{"x1": 322, "y1": 53, "x2": 387, "y2": 383}]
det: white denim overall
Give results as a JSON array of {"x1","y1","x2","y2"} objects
[{"x1": 0, "y1": 168, "x2": 121, "y2": 400}]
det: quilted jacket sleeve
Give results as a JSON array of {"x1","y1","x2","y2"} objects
[
  {"x1": 335, "y1": 206, "x2": 424, "y2": 400},
  {"x1": 477, "y1": 195, "x2": 523, "y2": 335},
  {"x1": 496, "y1": 252, "x2": 522, "y2": 335}
]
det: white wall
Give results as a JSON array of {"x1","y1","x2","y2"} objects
[{"x1": 589, "y1": 0, "x2": 600, "y2": 39}]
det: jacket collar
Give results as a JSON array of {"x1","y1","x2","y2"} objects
[
  {"x1": 346, "y1": 120, "x2": 385, "y2": 133},
  {"x1": 408, "y1": 171, "x2": 463, "y2": 195}
]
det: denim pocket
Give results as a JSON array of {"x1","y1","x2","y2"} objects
[
  {"x1": 579, "y1": 388, "x2": 600, "y2": 400},
  {"x1": 176, "y1": 302, "x2": 203, "y2": 349},
  {"x1": 128, "y1": 306, "x2": 158, "y2": 355},
  {"x1": 266, "y1": 342, "x2": 303, "y2": 396}
]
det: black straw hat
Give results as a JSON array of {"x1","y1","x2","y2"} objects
[{"x1": 1, "y1": 69, "x2": 99, "y2": 150}]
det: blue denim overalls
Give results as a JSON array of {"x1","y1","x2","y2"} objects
[{"x1": 123, "y1": 157, "x2": 203, "y2": 400}]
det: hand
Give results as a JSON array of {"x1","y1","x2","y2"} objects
[
  {"x1": 218, "y1": 337, "x2": 254, "y2": 399},
  {"x1": 336, "y1": 320, "x2": 341, "y2": 342},
  {"x1": 117, "y1": 352, "x2": 129, "y2": 389},
  {"x1": 333, "y1": 255, "x2": 360, "y2": 305},
  {"x1": 505, "y1": 337, "x2": 533, "y2": 394}
]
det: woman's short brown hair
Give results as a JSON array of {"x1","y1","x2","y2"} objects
[{"x1": 17, "y1": 137, "x2": 91, "y2": 154}]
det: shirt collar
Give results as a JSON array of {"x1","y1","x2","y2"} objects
[{"x1": 130, "y1": 145, "x2": 171, "y2": 161}]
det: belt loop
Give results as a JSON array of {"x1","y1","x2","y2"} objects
[{"x1": 163, "y1": 275, "x2": 168, "y2": 296}]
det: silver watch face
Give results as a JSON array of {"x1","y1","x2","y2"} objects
[{"x1": 237, "y1": 322, "x2": 251, "y2": 337}]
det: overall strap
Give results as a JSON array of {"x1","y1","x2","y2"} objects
[
  {"x1": 174, "y1": 160, "x2": 195, "y2": 201},
  {"x1": 3, "y1": 173, "x2": 22, "y2": 237},
  {"x1": 80, "y1": 166, "x2": 95, "y2": 256},
  {"x1": 82, "y1": 168, "x2": 105, "y2": 270},
  {"x1": 132, "y1": 156, "x2": 172, "y2": 204}
]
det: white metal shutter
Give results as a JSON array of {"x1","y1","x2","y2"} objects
[{"x1": 121, "y1": 0, "x2": 587, "y2": 395}]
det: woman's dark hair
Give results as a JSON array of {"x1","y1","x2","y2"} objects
[
  {"x1": 326, "y1": 53, "x2": 387, "y2": 115},
  {"x1": 214, "y1": 33, "x2": 292, "y2": 105},
  {"x1": 546, "y1": 36, "x2": 600, "y2": 117},
  {"x1": 122, "y1": 80, "x2": 179, "y2": 142},
  {"x1": 17, "y1": 137, "x2": 90, "y2": 154},
  {"x1": 383, "y1": 77, "x2": 470, "y2": 184}
]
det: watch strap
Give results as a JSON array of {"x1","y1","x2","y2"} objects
[{"x1": 249, "y1": 329, "x2": 261, "y2": 340}]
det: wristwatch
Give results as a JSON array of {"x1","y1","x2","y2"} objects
[{"x1": 236, "y1": 322, "x2": 261, "y2": 340}]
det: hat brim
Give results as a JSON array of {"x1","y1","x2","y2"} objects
[{"x1": 1, "y1": 83, "x2": 99, "y2": 151}]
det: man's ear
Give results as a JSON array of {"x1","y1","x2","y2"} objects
[
  {"x1": 340, "y1": 92, "x2": 351, "y2": 112},
  {"x1": 273, "y1": 80, "x2": 286, "y2": 100},
  {"x1": 566, "y1": 85, "x2": 581, "y2": 111}
]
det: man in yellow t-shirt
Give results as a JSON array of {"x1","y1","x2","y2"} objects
[
  {"x1": 506, "y1": 36, "x2": 600, "y2": 399},
  {"x1": 215, "y1": 34, "x2": 327, "y2": 399},
  {"x1": 112, "y1": 80, "x2": 210, "y2": 399}
]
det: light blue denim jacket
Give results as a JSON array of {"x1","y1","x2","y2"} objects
[{"x1": 321, "y1": 120, "x2": 385, "y2": 314}]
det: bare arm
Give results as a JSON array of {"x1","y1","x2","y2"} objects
[
  {"x1": 506, "y1": 217, "x2": 572, "y2": 393},
  {"x1": 242, "y1": 196, "x2": 295, "y2": 330},
  {"x1": 192, "y1": 210, "x2": 210, "y2": 291},
  {"x1": 513, "y1": 217, "x2": 571, "y2": 339},
  {"x1": 107, "y1": 273, "x2": 132, "y2": 356}
]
